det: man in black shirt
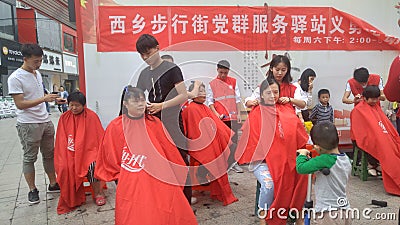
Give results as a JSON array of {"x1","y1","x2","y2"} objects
[{"x1": 135, "y1": 34, "x2": 192, "y2": 203}]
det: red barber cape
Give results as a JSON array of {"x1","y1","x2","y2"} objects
[
  {"x1": 385, "y1": 56, "x2": 400, "y2": 102},
  {"x1": 54, "y1": 108, "x2": 104, "y2": 214},
  {"x1": 351, "y1": 101, "x2": 400, "y2": 196},
  {"x1": 95, "y1": 115, "x2": 197, "y2": 225},
  {"x1": 236, "y1": 104, "x2": 309, "y2": 225},
  {"x1": 182, "y1": 101, "x2": 238, "y2": 205}
]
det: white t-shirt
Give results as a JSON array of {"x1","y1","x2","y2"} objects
[
  {"x1": 8, "y1": 68, "x2": 49, "y2": 123},
  {"x1": 293, "y1": 82, "x2": 313, "y2": 112}
]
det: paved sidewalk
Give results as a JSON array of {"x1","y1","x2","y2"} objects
[{"x1": 0, "y1": 112, "x2": 399, "y2": 225}]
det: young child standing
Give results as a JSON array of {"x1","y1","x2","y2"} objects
[
  {"x1": 310, "y1": 89, "x2": 333, "y2": 125},
  {"x1": 181, "y1": 82, "x2": 238, "y2": 206},
  {"x1": 297, "y1": 122, "x2": 352, "y2": 224}
]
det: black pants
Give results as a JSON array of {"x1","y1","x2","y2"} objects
[
  {"x1": 157, "y1": 110, "x2": 192, "y2": 204},
  {"x1": 396, "y1": 117, "x2": 400, "y2": 135},
  {"x1": 353, "y1": 141, "x2": 379, "y2": 167},
  {"x1": 224, "y1": 120, "x2": 241, "y2": 166}
]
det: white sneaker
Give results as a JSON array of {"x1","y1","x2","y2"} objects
[
  {"x1": 191, "y1": 197, "x2": 198, "y2": 205},
  {"x1": 232, "y1": 164, "x2": 244, "y2": 173},
  {"x1": 368, "y1": 168, "x2": 377, "y2": 177}
]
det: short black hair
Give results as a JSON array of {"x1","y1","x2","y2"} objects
[
  {"x1": 310, "y1": 122, "x2": 338, "y2": 150},
  {"x1": 135, "y1": 34, "x2": 159, "y2": 54},
  {"x1": 217, "y1": 60, "x2": 230, "y2": 70},
  {"x1": 318, "y1": 89, "x2": 330, "y2": 98},
  {"x1": 21, "y1": 44, "x2": 43, "y2": 58},
  {"x1": 67, "y1": 91, "x2": 86, "y2": 106},
  {"x1": 353, "y1": 67, "x2": 369, "y2": 83},
  {"x1": 161, "y1": 54, "x2": 174, "y2": 62},
  {"x1": 362, "y1": 85, "x2": 380, "y2": 99}
]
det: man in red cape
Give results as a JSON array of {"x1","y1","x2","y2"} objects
[
  {"x1": 236, "y1": 102, "x2": 308, "y2": 225},
  {"x1": 351, "y1": 86, "x2": 400, "y2": 196},
  {"x1": 54, "y1": 92, "x2": 105, "y2": 214},
  {"x1": 182, "y1": 83, "x2": 238, "y2": 206},
  {"x1": 95, "y1": 86, "x2": 197, "y2": 225}
]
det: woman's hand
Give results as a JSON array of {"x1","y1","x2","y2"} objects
[
  {"x1": 245, "y1": 99, "x2": 259, "y2": 108},
  {"x1": 278, "y1": 97, "x2": 291, "y2": 104}
]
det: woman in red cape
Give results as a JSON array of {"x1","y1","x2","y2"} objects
[
  {"x1": 95, "y1": 86, "x2": 197, "y2": 225},
  {"x1": 236, "y1": 78, "x2": 308, "y2": 225},
  {"x1": 54, "y1": 91, "x2": 105, "y2": 214},
  {"x1": 182, "y1": 82, "x2": 238, "y2": 206},
  {"x1": 351, "y1": 86, "x2": 400, "y2": 196}
]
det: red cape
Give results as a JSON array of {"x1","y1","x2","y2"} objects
[
  {"x1": 351, "y1": 101, "x2": 400, "y2": 196},
  {"x1": 54, "y1": 108, "x2": 104, "y2": 214},
  {"x1": 182, "y1": 101, "x2": 238, "y2": 205},
  {"x1": 236, "y1": 104, "x2": 309, "y2": 225},
  {"x1": 95, "y1": 115, "x2": 197, "y2": 225},
  {"x1": 384, "y1": 56, "x2": 400, "y2": 102}
]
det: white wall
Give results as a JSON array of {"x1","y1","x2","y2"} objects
[{"x1": 84, "y1": 0, "x2": 400, "y2": 126}]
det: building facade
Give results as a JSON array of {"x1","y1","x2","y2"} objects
[{"x1": 0, "y1": 0, "x2": 78, "y2": 96}]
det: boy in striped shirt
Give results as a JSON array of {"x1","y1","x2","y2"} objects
[{"x1": 310, "y1": 89, "x2": 333, "y2": 125}]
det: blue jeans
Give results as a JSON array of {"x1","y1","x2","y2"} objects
[{"x1": 253, "y1": 163, "x2": 274, "y2": 210}]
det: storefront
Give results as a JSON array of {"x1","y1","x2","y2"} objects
[
  {"x1": 39, "y1": 49, "x2": 64, "y2": 93},
  {"x1": 0, "y1": 38, "x2": 22, "y2": 96},
  {"x1": 62, "y1": 52, "x2": 78, "y2": 92}
]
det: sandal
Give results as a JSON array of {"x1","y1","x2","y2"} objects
[{"x1": 95, "y1": 195, "x2": 106, "y2": 206}]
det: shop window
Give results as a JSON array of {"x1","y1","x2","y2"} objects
[
  {"x1": 0, "y1": 2, "x2": 14, "y2": 40},
  {"x1": 63, "y1": 32, "x2": 75, "y2": 53}
]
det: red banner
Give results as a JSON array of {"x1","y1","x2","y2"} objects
[{"x1": 97, "y1": 6, "x2": 400, "y2": 52}]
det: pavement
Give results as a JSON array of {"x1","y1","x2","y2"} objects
[{"x1": 0, "y1": 110, "x2": 399, "y2": 225}]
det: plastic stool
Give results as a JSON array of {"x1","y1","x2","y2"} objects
[
  {"x1": 351, "y1": 144, "x2": 368, "y2": 181},
  {"x1": 83, "y1": 178, "x2": 107, "y2": 200}
]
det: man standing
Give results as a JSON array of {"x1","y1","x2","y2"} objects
[
  {"x1": 135, "y1": 34, "x2": 192, "y2": 203},
  {"x1": 7, "y1": 44, "x2": 60, "y2": 204},
  {"x1": 342, "y1": 67, "x2": 386, "y2": 105},
  {"x1": 207, "y1": 60, "x2": 243, "y2": 173},
  {"x1": 57, "y1": 86, "x2": 68, "y2": 113}
]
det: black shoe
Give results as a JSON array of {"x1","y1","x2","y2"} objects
[
  {"x1": 28, "y1": 188, "x2": 40, "y2": 204},
  {"x1": 48, "y1": 183, "x2": 60, "y2": 193}
]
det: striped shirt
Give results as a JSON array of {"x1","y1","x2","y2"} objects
[{"x1": 310, "y1": 102, "x2": 333, "y2": 124}]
